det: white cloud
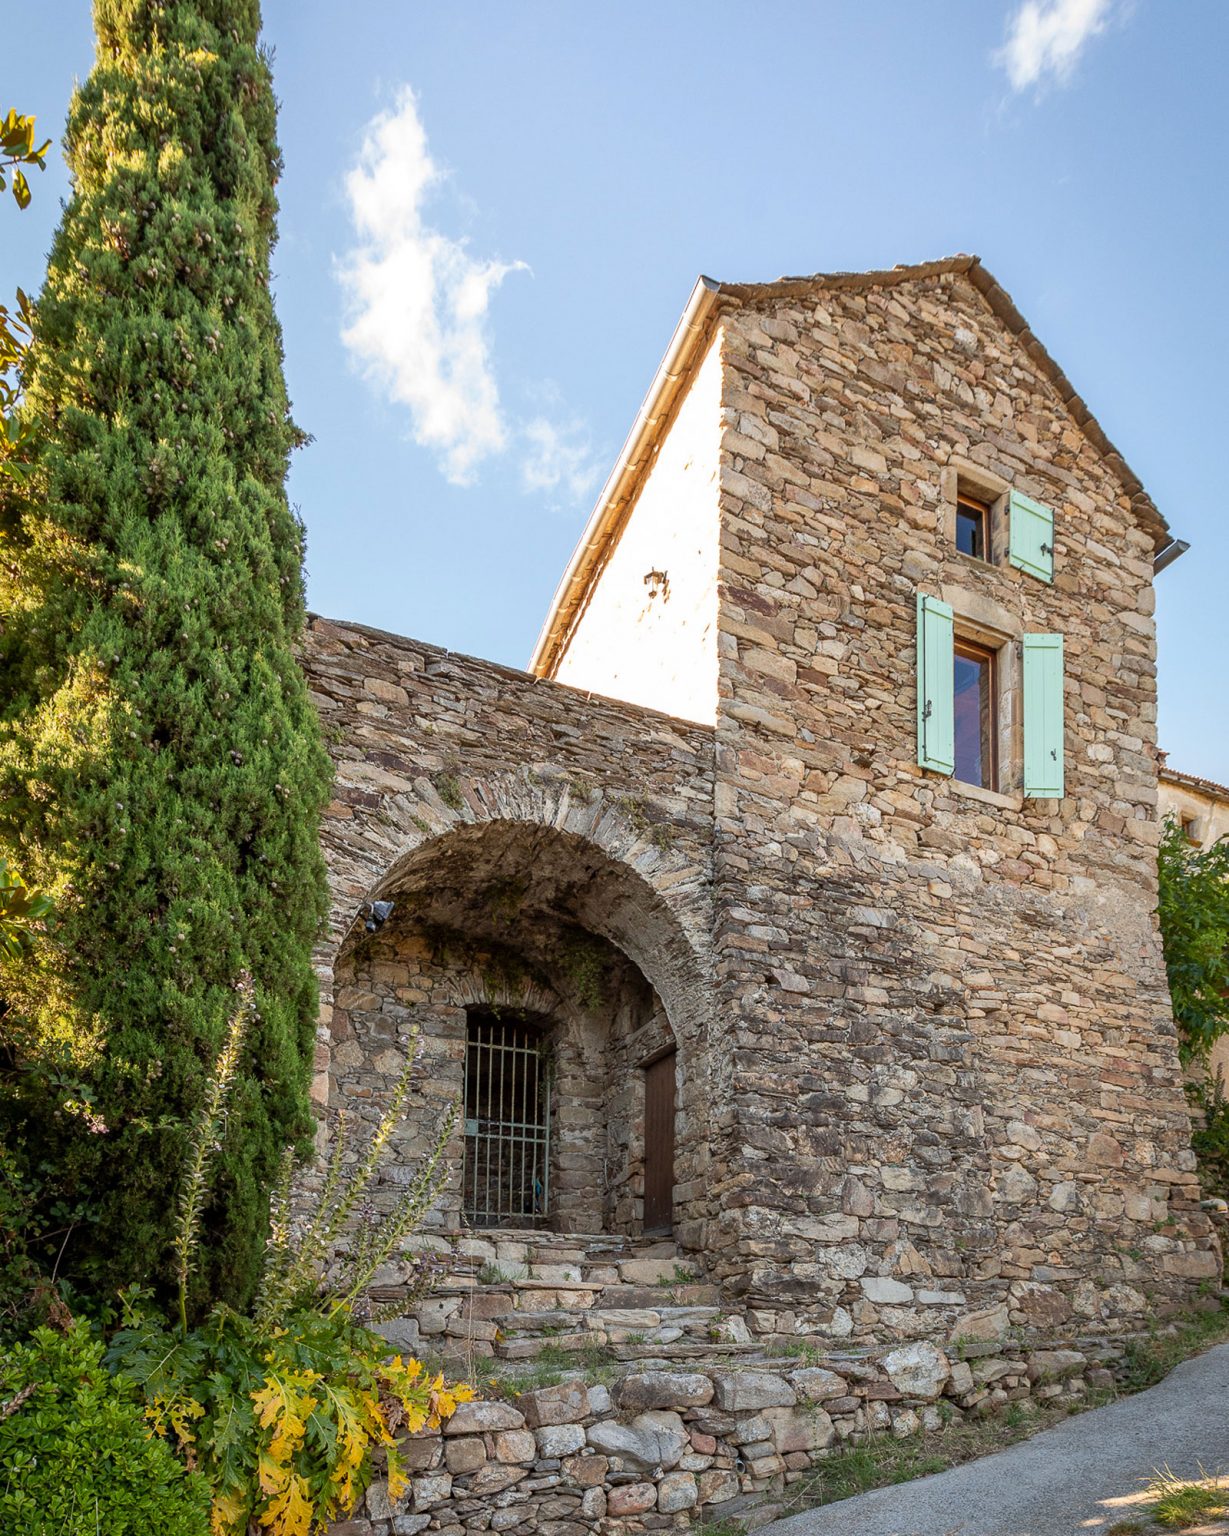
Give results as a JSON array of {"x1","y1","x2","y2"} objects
[
  {"x1": 337, "y1": 88, "x2": 527, "y2": 486},
  {"x1": 521, "y1": 415, "x2": 605, "y2": 504},
  {"x1": 998, "y1": 0, "x2": 1118, "y2": 91}
]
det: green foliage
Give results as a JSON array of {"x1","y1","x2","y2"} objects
[
  {"x1": 0, "y1": 1142, "x2": 88, "y2": 1342},
  {"x1": 1188, "y1": 1072, "x2": 1229, "y2": 1200},
  {"x1": 0, "y1": 108, "x2": 51, "y2": 485},
  {"x1": 253, "y1": 1028, "x2": 458, "y2": 1330},
  {"x1": 0, "y1": 1321, "x2": 210, "y2": 1536},
  {"x1": 107, "y1": 1295, "x2": 472, "y2": 1536},
  {"x1": 103, "y1": 1015, "x2": 471, "y2": 1536},
  {"x1": 0, "y1": 2, "x2": 332, "y2": 1308},
  {"x1": 174, "y1": 978, "x2": 256, "y2": 1330},
  {"x1": 1157, "y1": 816, "x2": 1229, "y2": 1062},
  {"x1": 432, "y1": 771, "x2": 464, "y2": 811},
  {"x1": 0, "y1": 859, "x2": 51, "y2": 963},
  {"x1": 796, "y1": 1438, "x2": 950, "y2": 1507},
  {"x1": 1118, "y1": 1298, "x2": 1229, "y2": 1392},
  {"x1": 0, "y1": 286, "x2": 38, "y2": 483},
  {"x1": 0, "y1": 109, "x2": 51, "y2": 211},
  {"x1": 557, "y1": 930, "x2": 609, "y2": 1011}
]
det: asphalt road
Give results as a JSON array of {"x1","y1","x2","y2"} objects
[{"x1": 760, "y1": 1342, "x2": 1229, "y2": 1536}]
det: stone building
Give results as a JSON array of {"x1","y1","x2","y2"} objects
[
  {"x1": 303, "y1": 254, "x2": 1221, "y2": 1356},
  {"x1": 1159, "y1": 762, "x2": 1229, "y2": 853}
]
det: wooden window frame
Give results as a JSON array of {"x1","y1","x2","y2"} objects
[
  {"x1": 953, "y1": 636, "x2": 998, "y2": 792},
  {"x1": 955, "y1": 492, "x2": 991, "y2": 563}
]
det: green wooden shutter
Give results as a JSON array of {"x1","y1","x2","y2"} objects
[
  {"x1": 917, "y1": 593, "x2": 954, "y2": 775},
  {"x1": 1009, "y1": 490, "x2": 1054, "y2": 582},
  {"x1": 1023, "y1": 632, "x2": 1064, "y2": 797}
]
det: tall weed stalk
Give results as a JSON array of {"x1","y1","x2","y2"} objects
[
  {"x1": 255, "y1": 1028, "x2": 457, "y2": 1327},
  {"x1": 173, "y1": 974, "x2": 255, "y2": 1330}
]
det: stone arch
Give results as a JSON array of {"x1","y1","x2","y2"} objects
[{"x1": 317, "y1": 769, "x2": 716, "y2": 1249}]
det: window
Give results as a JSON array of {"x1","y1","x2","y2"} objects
[
  {"x1": 953, "y1": 639, "x2": 996, "y2": 789},
  {"x1": 955, "y1": 493, "x2": 990, "y2": 562},
  {"x1": 918, "y1": 589, "x2": 1065, "y2": 800}
]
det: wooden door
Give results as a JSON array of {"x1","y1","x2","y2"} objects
[{"x1": 643, "y1": 1051, "x2": 676, "y2": 1235}]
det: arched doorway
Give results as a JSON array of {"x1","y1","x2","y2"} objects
[{"x1": 326, "y1": 818, "x2": 704, "y2": 1243}]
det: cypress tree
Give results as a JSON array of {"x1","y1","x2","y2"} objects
[{"x1": 0, "y1": 0, "x2": 332, "y2": 1308}]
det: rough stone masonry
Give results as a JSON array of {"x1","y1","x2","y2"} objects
[{"x1": 302, "y1": 256, "x2": 1222, "y2": 1370}]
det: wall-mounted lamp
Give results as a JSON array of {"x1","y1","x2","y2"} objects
[
  {"x1": 364, "y1": 899, "x2": 395, "y2": 933},
  {"x1": 643, "y1": 569, "x2": 669, "y2": 600}
]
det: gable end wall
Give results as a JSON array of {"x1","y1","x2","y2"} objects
[{"x1": 708, "y1": 271, "x2": 1219, "y2": 1339}]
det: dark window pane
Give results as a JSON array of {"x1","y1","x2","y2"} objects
[
  {"x1": 954, "y1": 648, "x2": 992, "y2": 788},
  {"x1": 956, "y1": 504, "x2": 986, "y2": 559}
]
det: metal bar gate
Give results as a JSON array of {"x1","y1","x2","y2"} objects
[{"x1": 462, "y1": 1011, "x2": 551, "y2": 1227}]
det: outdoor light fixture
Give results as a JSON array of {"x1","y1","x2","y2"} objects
[
  {"x1": 364, "y1": 899, "x2": 395, "y2": 933},
  {"x1": 643, "y1": 569, "x2": 669, "y2": 600}
]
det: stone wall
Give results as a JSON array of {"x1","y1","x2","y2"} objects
[
  {"x1": 301, "y1": 618, "x2": 724, "y2": 1249},
  {"x1": 332, "y1": 1337, "x2": 1124, "y2": 1536},
  {"x1": 704, "y1": 266, "x2": 1220, "y2": 1331}
]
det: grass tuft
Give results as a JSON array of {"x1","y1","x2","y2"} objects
[
  {"x1": 1146, "y1": 1466, "x2": 1229, "y2": 1529},
  {"x1": 1119, "y1": 1303, "x2": 1229, "y2": 1393}
]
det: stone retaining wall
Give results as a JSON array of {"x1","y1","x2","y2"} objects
[{"x1": 334, "y1": 1334, "x2": 1126, "y2": 1535}]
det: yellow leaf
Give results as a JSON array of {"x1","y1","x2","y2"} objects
[
  {"x1": 252, "y1": 1372, "x2": 316, "y2": 1464},
  {"x1": 258, "y1": 1468, "x2": 313, "y2": 1536},
  {"x1": 210, "y1": 1487, "x2": 247, "y2": 1536},
  {"x1": 386, "y1": 1448, "x2": 409, "y2": 1505},
  {"x1": 258, "y1": 1450, "x2": 289, "y2": 1499}
]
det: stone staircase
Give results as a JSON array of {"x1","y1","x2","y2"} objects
[{"x1": 368, "y1": 1229, "x2": 759, "y2": 1373}]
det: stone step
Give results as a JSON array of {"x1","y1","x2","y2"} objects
[
  {"x1": 607, "y1": 1340, "x2": 761, "y2": 1362},
  {"x1": 595, "y1": 1283, "x2": 719, "y2": 1308},
  {"x1": 496, "y1": 1331, "x2": 600, "y2": 1360},
  {"x1": 494, "y1": 1304, "x2": 722, "y2": 1342}
]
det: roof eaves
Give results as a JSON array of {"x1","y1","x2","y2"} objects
[
  {"x1": 1160, "y1": 765, "x2": 1229, "y2": 803},
  {"x1": 529, "y1": 275, "x2": 730, "y2": 677},
  {"x1": 725, "y1": 256, "x2": 1169, "y2": 552}
]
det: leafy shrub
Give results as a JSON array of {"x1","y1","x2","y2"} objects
[
  {"x1": 108, "y1": 1296, "x2": 469, "y2": 1535},
  {"x1": 101, "y1": 993, "x2": 471, "y2": 1535},
  {"x1": 1189, "y1": 1071, "x2": 1229, "y2": 1200},
  {"x1": 0, "y1": 858, "x2": 50, "y2": 962},
  {"x1": 1157, "y1": 816, "x2": 1229, "y2": 1061},
  {"x1": 0, "y1": 1322, "x2": 209, "y2": 1536}
]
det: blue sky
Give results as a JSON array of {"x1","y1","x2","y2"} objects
[{"x1": 7, "y1": 1, "x2": 1228, "y2": 777}]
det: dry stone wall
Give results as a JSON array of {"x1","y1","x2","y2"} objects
[
  {"x1": 706, "y1": 267, "x2": 1220, "y2": 1336},
  {"x1": 330, "y1": 1339, "x2": 1124, "y2": 1536}
]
